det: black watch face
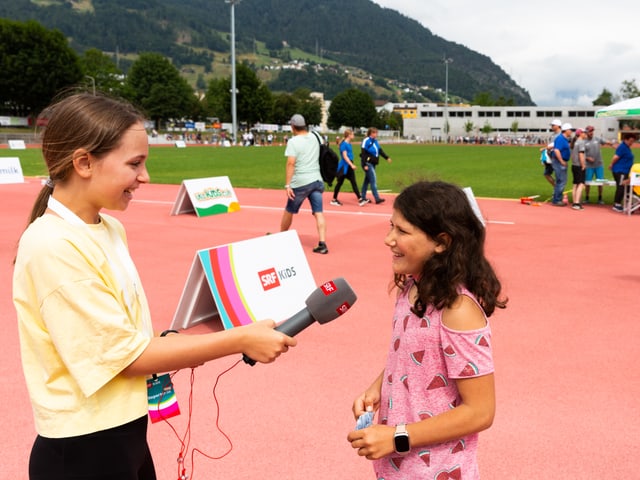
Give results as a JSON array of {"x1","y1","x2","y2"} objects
[{"x1": 395, "y1": 434, "x2": 410, "y2": 453}]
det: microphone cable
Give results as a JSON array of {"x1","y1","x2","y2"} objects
[{"x1": 157, "y1": 359, "x2": 242, "y2": 480}]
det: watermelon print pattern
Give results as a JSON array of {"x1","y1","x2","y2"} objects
[
  {"x1": 373, "y1": 283, "x2": 494, "y2": 480},
  {"x1": 435, "y1": 465, "x2": 462, "y2": 480}
]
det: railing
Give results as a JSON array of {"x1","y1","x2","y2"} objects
[{"x1": 0, "y1": 133, "x2": 41, "y2": 145}]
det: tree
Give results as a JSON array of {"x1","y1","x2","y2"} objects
[
  {"x1": 472, "y1": 91, "x2": 494, "y2": 106},
  {"x1": 619, "y1": 79, "x2": 640, "y2": 100},
  {"x1": 125, "y1": 52, "x2": 196, "y2": 128},
  {"x1": 328, "y1": 88, "x2": 376, "y2": 130},
  {"x1": 592, "y1": 88, "x2": 613, "y2": 106},
  {"x1": 206, "y1": 64, "x2": 273, "y2": 127},
  {"x1": 206, "y1": 77, "x2": 231, "y2": 122},
  {"x1": 292, "y1": 89, "x2": 322, "y2": 127},
  {"x1": 79, "y1": 48, "x2": 124, "y2": 96},
  {"x1": 0, "y1": 19, "x2": 82, "y2": 117},
  {"x1": 374, "y1": 110, "x2": 402, "y2": 133},
  {"x1": 271, "y1": 93, "x2": 300, "y2": 125},
  {"x1": 481, "y1": 122, "x2": 493, "y2": 136},
  {"x1": 464, "y1": 120, "x2": 474, "y2": 135},
  {"x1": 235, "y1": 64, "x2": 273, "y2": 125}
]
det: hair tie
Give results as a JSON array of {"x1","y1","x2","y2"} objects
[{"x1": 45, "y1": 178, "x2": 55, "y2": 189}]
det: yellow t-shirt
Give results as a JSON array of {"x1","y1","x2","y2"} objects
[{"x1": 13, "y1": 213, "x2": 152, "y2": 438}]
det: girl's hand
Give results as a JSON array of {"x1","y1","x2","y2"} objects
[
  {"x1": 240, "y1": 320, "x2": 296, "y2": 364},
  {"x1": 352, "y1": 388, "x2": 380, "y2": 419},
  {"x1": 347, "y1": 424, "x2": 395, "y2": 460}
]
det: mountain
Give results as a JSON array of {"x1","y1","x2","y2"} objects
[{"x1": 0, "y1": 0, "x2": 533, "y2": 105}]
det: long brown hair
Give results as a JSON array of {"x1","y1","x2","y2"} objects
[
  {"x1": 392, "y1": 181, "x2": 507, "y2": 317},
  {"x1": 26, "y1": 93, "x2": 145, "y2": 227}
]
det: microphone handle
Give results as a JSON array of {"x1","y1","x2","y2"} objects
[
  {"x1": 274, "y1": 308, "x2": 314, "y2": 337},
  {"x1": 243, "y1": 309, "x2": 314, "y2": 366}
]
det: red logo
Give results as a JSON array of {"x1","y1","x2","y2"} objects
[
  {"x1": 258, "y1": 268, "x2": 280, "y2": 291},
  {"x1": 320, "y1": 280, "x2": 337, "y2": 296},
  {"x1": 335, "y1": 301, "x2": 351, "y2": 316}
]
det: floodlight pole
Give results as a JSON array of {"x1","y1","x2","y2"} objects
[
  {"x1": 226, "y1": 0, "x2": 241, "y2": 145},
  {"x1": 443, "y1": 57, "x2": 453, "y2": 142}
]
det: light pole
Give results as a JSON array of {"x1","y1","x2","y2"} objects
[
  {"x1": 85, "y1": 75, "x2": 96, "y2": 95},
  {"x1": 225, "y1": 0, "x2": 241, "y2": 145},
  {"x1": 443, "y1": 57, "x2": 453, "y2": 142}
]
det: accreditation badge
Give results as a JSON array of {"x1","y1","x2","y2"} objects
[{"x1": 147, "y1": 374, "x2": 181, "y2": 423}]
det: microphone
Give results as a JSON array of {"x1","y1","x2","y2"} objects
[{"x1": 243, "y1": 277, "x2": 357, "y2": 365}]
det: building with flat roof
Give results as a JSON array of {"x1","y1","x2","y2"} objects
[{"x1": 399, "y1": 104, "x2": 620, "y2": 143}]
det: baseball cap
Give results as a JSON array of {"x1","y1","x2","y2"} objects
[
  {"x1": 547, "y1": 142, "x2": 554, "y2": 148},
  {"x1": 289, "y1": 114, "x2": 306, "y2": 127},
  {"x1": 585, "y1": 125, "x2": 595, "y2": 132},
  {"x1": 551, "y1": 119, "x2": 562, "y2": 127},
  {"x1": 561, "y1": 123, "x2": 573, "y2": 131},
  {"x1": 575, "y1": 128, "x2": 584, "y2": 136}
]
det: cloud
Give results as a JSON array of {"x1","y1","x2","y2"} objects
[{"x1": 371, "y1": 0, "x2": 640, "y2": 106}]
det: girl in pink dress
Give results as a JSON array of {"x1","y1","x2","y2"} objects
[{"x1": 348, "y1": 181, "x2": 507, "y2": 479}]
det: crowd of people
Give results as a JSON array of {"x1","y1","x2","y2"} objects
[{"x1": 542, "y1": 119, "x2": 636, "y2": 212}]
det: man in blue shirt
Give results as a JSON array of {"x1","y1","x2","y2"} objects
[
  {"x1": 551, "y1": 123, "x2": 573, "y2": 206},
  {"x1": 609, "y1": 132, "x2": 637, "y2": 212},
  {"x1": 359, "y1": 127, "x2": 392, "y2": 206}
]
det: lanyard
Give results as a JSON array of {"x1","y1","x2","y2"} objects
[{"x1": 46, "y1": 195, "x2": 153, "y2": 338}]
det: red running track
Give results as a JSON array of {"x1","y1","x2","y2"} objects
[{"x1": 1, "y1": 179, "x2": 639, "y2": 479}]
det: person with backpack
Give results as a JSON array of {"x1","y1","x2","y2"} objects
[
  {"x1": 331, "y1": 129, "x2": 361, "y2": 206},
  {"x1": 359, "y1": 127, "x2": 392, "y2": 206},
  {"x1": 280, "y1": 114, "x2": 328, "y2": 254}
]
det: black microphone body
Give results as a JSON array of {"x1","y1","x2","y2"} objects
[
  {"x1": 243, "y1": 277, "x2": 357, "y2": 365},
  {"x1": 273, "y1": 308, "x2": 314, "y2": 337}
]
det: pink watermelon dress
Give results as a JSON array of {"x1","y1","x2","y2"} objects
[{"x1": 373, "y1": 283, "x2": 494, "y2": 480}]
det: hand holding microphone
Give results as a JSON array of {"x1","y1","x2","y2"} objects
[{"x1": 243, "y1": 277, "x2": 357, "y2": 365}]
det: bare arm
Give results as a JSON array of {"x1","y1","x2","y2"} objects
[
  {"x1": 285, "y1": 155, "x2": 296, "y2": 198},
  {"x1": 122, "y1": 320, "x2": 296, "y2": 377},
  {"x1": 347, "y1": 296, "x2": 495, "y2": 459}
]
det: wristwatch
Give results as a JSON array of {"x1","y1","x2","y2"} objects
[{"x1": 393, "y1": 424, "x2": 411, "y2": 455}]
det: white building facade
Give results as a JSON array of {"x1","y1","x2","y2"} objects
[{"x1": 402, "y1": 105, "x2": 620, "y2": 143}]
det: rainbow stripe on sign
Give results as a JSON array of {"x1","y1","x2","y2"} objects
[{"x1": 198, "y1": 246, "x2": 255, "y2": 329}]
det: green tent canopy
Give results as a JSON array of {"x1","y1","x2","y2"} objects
[{"x1": 595, "y1": 96, "x2": 640, "y2": 118}]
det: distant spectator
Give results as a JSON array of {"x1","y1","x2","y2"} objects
[
  {"x1": 280, "y1": 114, "x2": 328, "y2": 254},
  {"x1": 331, "y1": 129, "x2": 361, "y2": 206},
  {"x1": 359, "y1": 127, "x2": 392, "y2": 206},
  {"x1": 583, "y1": 125, "x2": 613, "y2": 204},
  {"x1": 609, "y1": 132, "x2": 637, "y2": 212},
  {"x1": 569, "y1": 129, "x2": 587, "y2": 210},
  {"x1": 551, "y1": 123, "x2": 573, "y2": 206},
  {"x1": 540, "y1": 142, "x2": 555, "y2": 187}
]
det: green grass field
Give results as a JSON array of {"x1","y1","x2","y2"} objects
[{"x1": 1, "y1": 143, "x2": 620, "y2": 202}]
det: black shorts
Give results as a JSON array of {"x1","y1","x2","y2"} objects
[
  {"x1": 572, "y1": 165, "x2": 586, "y2": 184},
  {"x1": 543, "y1": 163, "x2": 554, "y2": 176},
  {"x1": 29, "y1": 415, "x2": 156, "y2": 480}
]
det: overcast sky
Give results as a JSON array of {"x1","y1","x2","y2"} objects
[{"x1": 371, "y1": 1, "x2": 640, "y2": 106}]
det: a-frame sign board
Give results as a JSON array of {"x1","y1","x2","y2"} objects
[
  {"x1": 170, "y1": 176, "x2": 240, "y2": 217},
  {"x1": 0, "y1": 157, "x2": 24, "y2": 184},
  {"x1": 170, "y1": 230, "x2": 316, "y2": 331}
]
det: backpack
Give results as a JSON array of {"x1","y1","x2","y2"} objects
[
  {"x1": 360, "y1": 138, "x2": 378, "y2": 165},
  {"x1": 313, "y1": 131, "x2": 339, "y2": 186}
]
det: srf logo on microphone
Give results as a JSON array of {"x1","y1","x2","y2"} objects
[
  {"x1": 258, "y1": 268, "x2": 280, "y2": 291},
  {"x1": 320, "y1": 280, "x2": 337, "y2": 295},
  {"x1": 335, "y1": 302, "x2": 351, "y2": 316}
]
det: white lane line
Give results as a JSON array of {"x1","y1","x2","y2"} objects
[{"x1": 132, "y1": 199, "x2": 515, "y2": 224}]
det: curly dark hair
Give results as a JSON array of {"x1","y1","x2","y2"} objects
[{"x1": 392, "y1": 181, "x2": 507, "y2": 317}]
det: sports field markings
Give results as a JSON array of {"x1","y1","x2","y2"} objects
[{"x1": 132, "y1": 199, "x2": 514, "y2": 224}]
